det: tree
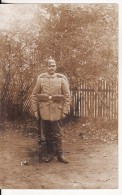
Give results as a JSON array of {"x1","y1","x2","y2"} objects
[{"x1": 36, "y1": 4, "x2": 118, "y2": 81}]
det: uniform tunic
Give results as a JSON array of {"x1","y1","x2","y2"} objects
[{"x1": 31, "y1": 72, "x2": 71, "y2": 121}]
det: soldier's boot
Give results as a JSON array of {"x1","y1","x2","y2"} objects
[
  {"x1": 44, "y1": 140, "x2": 54, "y2": 163},
  {"x1": 57, "y1": 153, "x2": 69, "y2": 164},
  {"x1": 45, "y1": 154, "x2": 53, "y2": 163}
]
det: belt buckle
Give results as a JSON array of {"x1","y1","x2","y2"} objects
[{"x1": 49, "y1": 96, "x2": 52, "y2": 100}]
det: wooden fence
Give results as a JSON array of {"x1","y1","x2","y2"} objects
[
  {"x1": 70, "y1": 79, "x2": 118, "y2": 119},
  {"x1": 0, "y1": 78, "x2": 118, "y2": 120}
]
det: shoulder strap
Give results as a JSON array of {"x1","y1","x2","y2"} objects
[
  {"x1": 56, "y1": 73, "x2": 68, "y2": 81},
  {"x1": 56, "y1": 73, "x2": 70, "y2": 87},
  {"x1": 37, "y1": 73, "x2": 46, "y2": 88},
  {"x1": 37, "y1": 73, "x2": 46, "y2": 79}
]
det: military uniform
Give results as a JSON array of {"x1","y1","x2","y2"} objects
[{"x1": 31, "y1": 72, "x2": 71, "y2": 161}]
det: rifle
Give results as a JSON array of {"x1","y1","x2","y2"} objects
[
  {"x1": 37, "y1": 113, "x2": 47, "y2": 163},
  {"x1": 37, "y1": 114, "x2": 43, "y2": 163}
]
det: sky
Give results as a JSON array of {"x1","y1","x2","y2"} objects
[{"x1": 0, "y1": 4, "x2": 37, "y2": 30}]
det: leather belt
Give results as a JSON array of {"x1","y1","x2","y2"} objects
[{"x1": 38, "y1": 94, "x2": 64, "y2": 101}]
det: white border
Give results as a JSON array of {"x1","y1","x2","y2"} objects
[
  {"x1": 1, "y1": 0, "x2": 122, "y2": 4},
  {"x1": 1, "y1": 1, "x2": 122, "y2": 195},
  {"x1": 1, "y1": 189, "x2": 122, "y2": 195},
  {"x1": 118, "y1": 0, "x2": 122, "y2": 193}
]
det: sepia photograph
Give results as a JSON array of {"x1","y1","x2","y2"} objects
[{"x1": 0, "y1": 2, "x2": 119, "y2": 191}]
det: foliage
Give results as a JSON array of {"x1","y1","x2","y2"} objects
[
  {"x1": 37, "y1": 4, "x2": 118, "y2": 81},
  {"x1": 0, "y1": 4, "x2": 118, "y2": 80}
]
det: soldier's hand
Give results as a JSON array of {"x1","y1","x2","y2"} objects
[
  {"x1": 35, "y1": 112, "x2": 39, "y2": 120},
  {"x1": 62, "y1": 113, "x2": 67, "y2": 118}
]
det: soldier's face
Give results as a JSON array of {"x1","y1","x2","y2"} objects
[{"x1": 48, "y1": 63, "x2": 57, "y2": 75}]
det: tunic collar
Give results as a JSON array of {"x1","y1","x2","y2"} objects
[{"x1": 46, "y1": 73, "x2": 57, "y2": 78}]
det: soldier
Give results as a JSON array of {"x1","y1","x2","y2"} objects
[{"x1": 31, "y1": 57, "x2": 71, "y2": 164}]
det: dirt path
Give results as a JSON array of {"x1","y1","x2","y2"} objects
[{"x1": 0, "y1": 122, "x2": 118, "y2": 189}]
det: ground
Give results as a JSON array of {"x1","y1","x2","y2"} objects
[{"x1": 0, "y1": 118, "x2": 118, "y2": 189}]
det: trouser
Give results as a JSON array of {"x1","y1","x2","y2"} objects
[{"x1": 42, "y1": 120, "x2": 63, "y2": 155}]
